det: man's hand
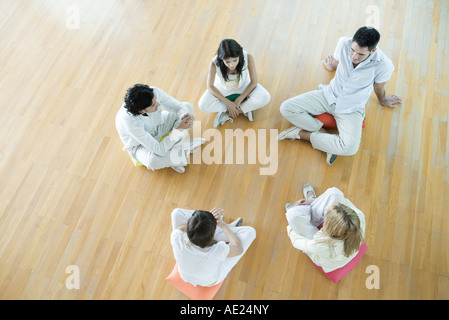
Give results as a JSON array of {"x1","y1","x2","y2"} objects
[
  {"x1": 323, "y1": 54, "x2": 338, "y2": 71},
  {"x1": 177, "y1": 113, "x2": 194, "y2": 129},
  {"x1": 381, "y1": 95, "x2": 402, "y2": 108},
  {"x1": 225, "y1": 100, "x2": 242, "y2": 118}
]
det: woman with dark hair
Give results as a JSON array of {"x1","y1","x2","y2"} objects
[
  {"x1": 170, "y1": 207, "x2": 256, "y2": 287},
  {"x1": 199, "y1": 39, "x2": 270, "y2": 128},
  {"x1": 285, "y1": 185, "x2": 365, "y2": 272},
  {"x1": 115, "y1": 84, "x2": 203, "y2": 173}
]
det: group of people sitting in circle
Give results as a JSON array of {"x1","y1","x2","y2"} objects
[{"x1": 115, "y1": 26, "x2": 401, "y2": 287}]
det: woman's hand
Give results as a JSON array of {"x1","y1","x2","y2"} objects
[
  {"x1": 293, "y1": 198, "x2": 315, "y2": 206},
  {"x1": 224, "y1": 100, "x2": 242, "y2": 118}
]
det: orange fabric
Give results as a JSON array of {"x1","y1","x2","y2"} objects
[
  {"x1": 166, "y1": 264, "x2": 224, "y2": 300},
  {"x1": 313, "y1": 113, "x2": 366, "y2": 129}
]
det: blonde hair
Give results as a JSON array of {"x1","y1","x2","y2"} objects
[{"x1": 321, "y1": 203, "x2": 364, "y2": 257}]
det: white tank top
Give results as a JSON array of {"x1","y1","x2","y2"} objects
[{"x1": 213, "y1": 51, "x2": 250, "y2": 92}]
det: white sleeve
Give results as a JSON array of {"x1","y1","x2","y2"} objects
[
  {"x1": 153, "y1": 87, "x2": 192, "y2": 128},
  {"x1": 333, "y1": 37, "x2": 349, "y2": 62},
  {"x1": 122, "y1": 116, "x2": 187, "y2": 156}
]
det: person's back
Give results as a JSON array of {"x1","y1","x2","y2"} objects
[
  {"x1": 171, "y1": 229, "x2": 229, "y2": 287},
  {"x1": 170, "y1": 208, "x2": 256, "y2": 287}
]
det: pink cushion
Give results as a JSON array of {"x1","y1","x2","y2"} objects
[
  {"x1": 313, "y1": 113, "x2": 366, "y2": 129},
  {"x1": 314, "y1": 242, "x2": 368, "y2": 283},
  {"x1": 166, "y1": 263, "x2": 224, "y2": 300}
]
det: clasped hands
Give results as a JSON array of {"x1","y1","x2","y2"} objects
[
  {"x1": 177, "y1": 113, "x2": 194, "y2": 130},
  {"x1": 291, "y1": 198, "x2": 315, "y2": 207},
  {"x1": 224, "y1": 97, "x2": 244, "y2": 118}
]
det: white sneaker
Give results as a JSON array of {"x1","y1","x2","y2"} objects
[
  {"x1": 228, "y1": 217, "x2": 243, "y2": 227},
  {"x1": 170, "y1": 166, "x2": 185, "y2": 173},
  {"x1": 244, "y1": 111, "x2": 254, "y2": 121},
  {"x1": 326, "y1": 153, "x2": 337, "y2": 165},
  {"x1": 285, "y1": 203, "x2": 293, "y2": 211},
  {"x1": 213, "y1": 112, "x2": 234, "y2": 128},
  {"x1": 302, "y1": 183, "x2": 316, "y2": 199},
  {"x1": 277, "y1": 126, "x2": 301, "y2": 141}
]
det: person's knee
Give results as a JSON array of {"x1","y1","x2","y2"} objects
[
  {"x1": 279, "y1": 100, "x2": 292, "y2": 117},
  {"x1": 261, "y1": 91, "x2": 271, "y2": 106},
  {"x1": 280, "y1": 98, "x2": 306, "y2": 118},
  {"x1": 247, "y1": 226, "x2": 257, "y2": 242},
  {"x1": 338, "y1": 138, "x2": 360, "y2": 156},
  {"x1": 198, "y1": 92, "x2": 213, "y2": 112}
]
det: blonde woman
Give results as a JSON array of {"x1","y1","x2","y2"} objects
[{"x1": 285, "y1": 185, "x2": 365, "y2": 272}]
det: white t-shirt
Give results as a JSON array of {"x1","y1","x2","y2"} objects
[
  {"x1": 321, "y1": 36, "x2": 395, "y2": 114},
  {"x1": 170, "y1": 229, "x2": 230, "y2": 287}
]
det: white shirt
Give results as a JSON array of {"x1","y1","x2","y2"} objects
[
  {"x1": 170, "y1": 229, "x2": 230, "y2": 287},
  {"x1": 322, "y1": 36, "x2": 395, "y2": 114},
  {"x1": 115, "y1": 87, "x2": 190, "y2": 157},
  {"x1": 286, "y1": 188, "x2": 366, "y2": 272}
]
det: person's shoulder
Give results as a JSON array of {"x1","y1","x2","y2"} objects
[
  {"x1": 372, "y1": 48, "x2": 394, "y2": 71},
  {"x1": 338, "y1": 36, "x2": 352, "y2": 46},
  {"x1": 171, "y1": 228, "x2": 186, "y2": 242},
  {"x1": 116, "y1": 103, "x2": 131, "y2": 119}
]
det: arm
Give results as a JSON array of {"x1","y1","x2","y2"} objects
[
  {"x1": 211, "y1": 208, "x2": 243, "y2": 257},
  {"x1": 292, "y1": 198, "x2": 315, "y2": 207},
  {"x1": 153, "y1": 87, "x2": 193, "y2": 127},
  {"x1": 286, "y1": 225, "x2": 316, "y2": 252},
  {"x1": 122, "y1": 116, "x2": 187, "y2": 156},
  {"x1": 373, "y1": 82, "x2": 402, "y2": 108},
  {"x1": 234, "y1": 53, "x2": 258, "y2": 106}
]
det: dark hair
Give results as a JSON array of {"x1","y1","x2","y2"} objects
[
  {"x1": 124, "y1": 84, "x2": 154, "y2": 116},
  {"x1": 187, "y1": 210, "x2": 217, "y2": 248},
  {"x1": 215, "y1": 39, "x2": 245, "y2": 82},
  {"x1": 352, "y1": 26, "x2": 380, "y2": 51}
]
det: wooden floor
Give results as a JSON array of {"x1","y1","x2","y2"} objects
[{"x1": 0, "y1": 0, "x2": 448, "y2": 300}]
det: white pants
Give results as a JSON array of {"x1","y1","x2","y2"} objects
[
  {"x1": 171, "y1": 208, "x2": 256, "y2": 283},
  {"x1": 198, "y1": 83, "x2": 271, "y2": 114},
  {"x1": 133, "y1": 103, "x2": 193, "y2": 170},
  {"x1": 285, "y1": 187, "x2": 345, "y2": 239},
  {"x1": 280, "y1": 90, "x2": 365, "y2": 156}
]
